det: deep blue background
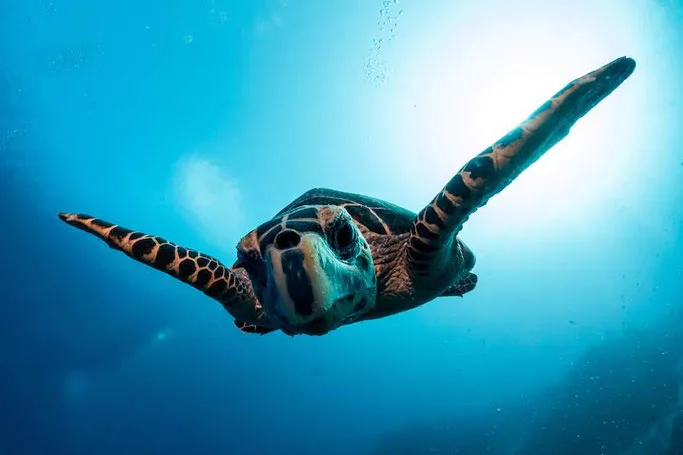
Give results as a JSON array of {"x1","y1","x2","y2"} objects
[{"x1": 1, "y1": 1, "x2": 682, "y2": 454}]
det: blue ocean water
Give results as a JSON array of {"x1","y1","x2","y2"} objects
[{"x1": 1, "y1": 1, "x2": 682, "y2": 454}]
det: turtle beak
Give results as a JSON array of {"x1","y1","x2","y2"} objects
[{"x1": 262, "y1": 231, "x2": 376, "y2": 335}]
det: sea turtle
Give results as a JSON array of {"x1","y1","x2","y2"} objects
[{"x1": 58, "y1": 56, "x2": 636, "y2": 336}]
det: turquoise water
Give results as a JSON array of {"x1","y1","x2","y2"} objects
[{"x1": 1, "y1": 1, "x2": 682, "y2": 454}]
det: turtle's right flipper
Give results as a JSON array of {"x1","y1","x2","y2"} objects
[{"x1": 57, "y1": 213, "x2": 260, "y2": 320}]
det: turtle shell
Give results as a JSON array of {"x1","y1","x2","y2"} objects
[{"x1": 274, "y1": 187, "x2": 416, "y2": 237}]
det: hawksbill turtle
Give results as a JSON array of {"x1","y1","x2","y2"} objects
[{"x1": 58, "y1": 56, "x2": 636, "y2": 336}]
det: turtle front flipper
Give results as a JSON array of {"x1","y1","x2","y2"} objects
[
  {"x1": 57, "y1": 213, "x2": 266, "y2": 324},
  {"x1": 440, "y1": 272, "x2": 478, "y2": 297},
  {"x1": 407, "y1": 56, "x2": 636, "y2": 283},
  {"x1": 234, "y1": 320, "x2": 277, "y2": 335}
]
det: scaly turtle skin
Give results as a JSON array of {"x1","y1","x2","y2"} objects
[{"x1": 58, "y1": 56, "x2": 636, "y2": 336}]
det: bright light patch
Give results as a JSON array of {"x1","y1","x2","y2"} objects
[{"x1": 174, "y1": 155, "x2": 246, "y2": 248}]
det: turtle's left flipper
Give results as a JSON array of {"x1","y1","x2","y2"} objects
[
  {"x1": 407, "y1": 56, "x2": 636, "y2": 278},
  {"x1": 57, "y1": 213, "x2": 265, "y2": 323},
  {"x1": 440, "y1": 272, "x2": 478, "y2": 297}
]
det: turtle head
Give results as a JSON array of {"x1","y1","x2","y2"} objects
[{"x1": 238, "y1": 205, "x2": 377, "y2": 335}]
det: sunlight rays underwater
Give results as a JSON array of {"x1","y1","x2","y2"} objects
[{"x1": 4, "y1": 0, "x2": 682, "y2": 454}]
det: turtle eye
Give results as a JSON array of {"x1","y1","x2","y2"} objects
[
  {"x1": 329, "y1": 220, "x2": 358, "y2": 260},
  {"x1": 336, "y1": 224, "x2": 354, "y2": 249}
]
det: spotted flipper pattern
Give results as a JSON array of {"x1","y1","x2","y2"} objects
[
  {"x1": 58, "y1": 213, "x2": 264, "y2": 323},
  {"x1": 440, "y1": 272, "x2": 478, "y2": 297},
  {"x1": 407, "y1": 57, "x2": 636, "y2": 279}
]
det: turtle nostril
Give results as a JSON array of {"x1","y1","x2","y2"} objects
[{"x1": 274, "y1": 229, "x2": 301, "y2": 250}]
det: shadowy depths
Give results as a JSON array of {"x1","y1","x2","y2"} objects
[
  {"x1": 369, "y1": 308, "x2": 683, "y2": 455},
  {"x1": 0, "y1": 82, "x2": 167, "y2": 454},
  {"x1": 667, "y1": 411, "x2": 683, "y2": 454},
  {"x1": 516, "y1": 313, "x2": 683, "y2": 455},
  {"x1": 367, "y1": 397, "x2": 537, "y2": 455}
]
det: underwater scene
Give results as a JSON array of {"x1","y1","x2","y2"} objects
[{"x1": 1, "y1": 0, "x2": 682, "y2": 454}]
